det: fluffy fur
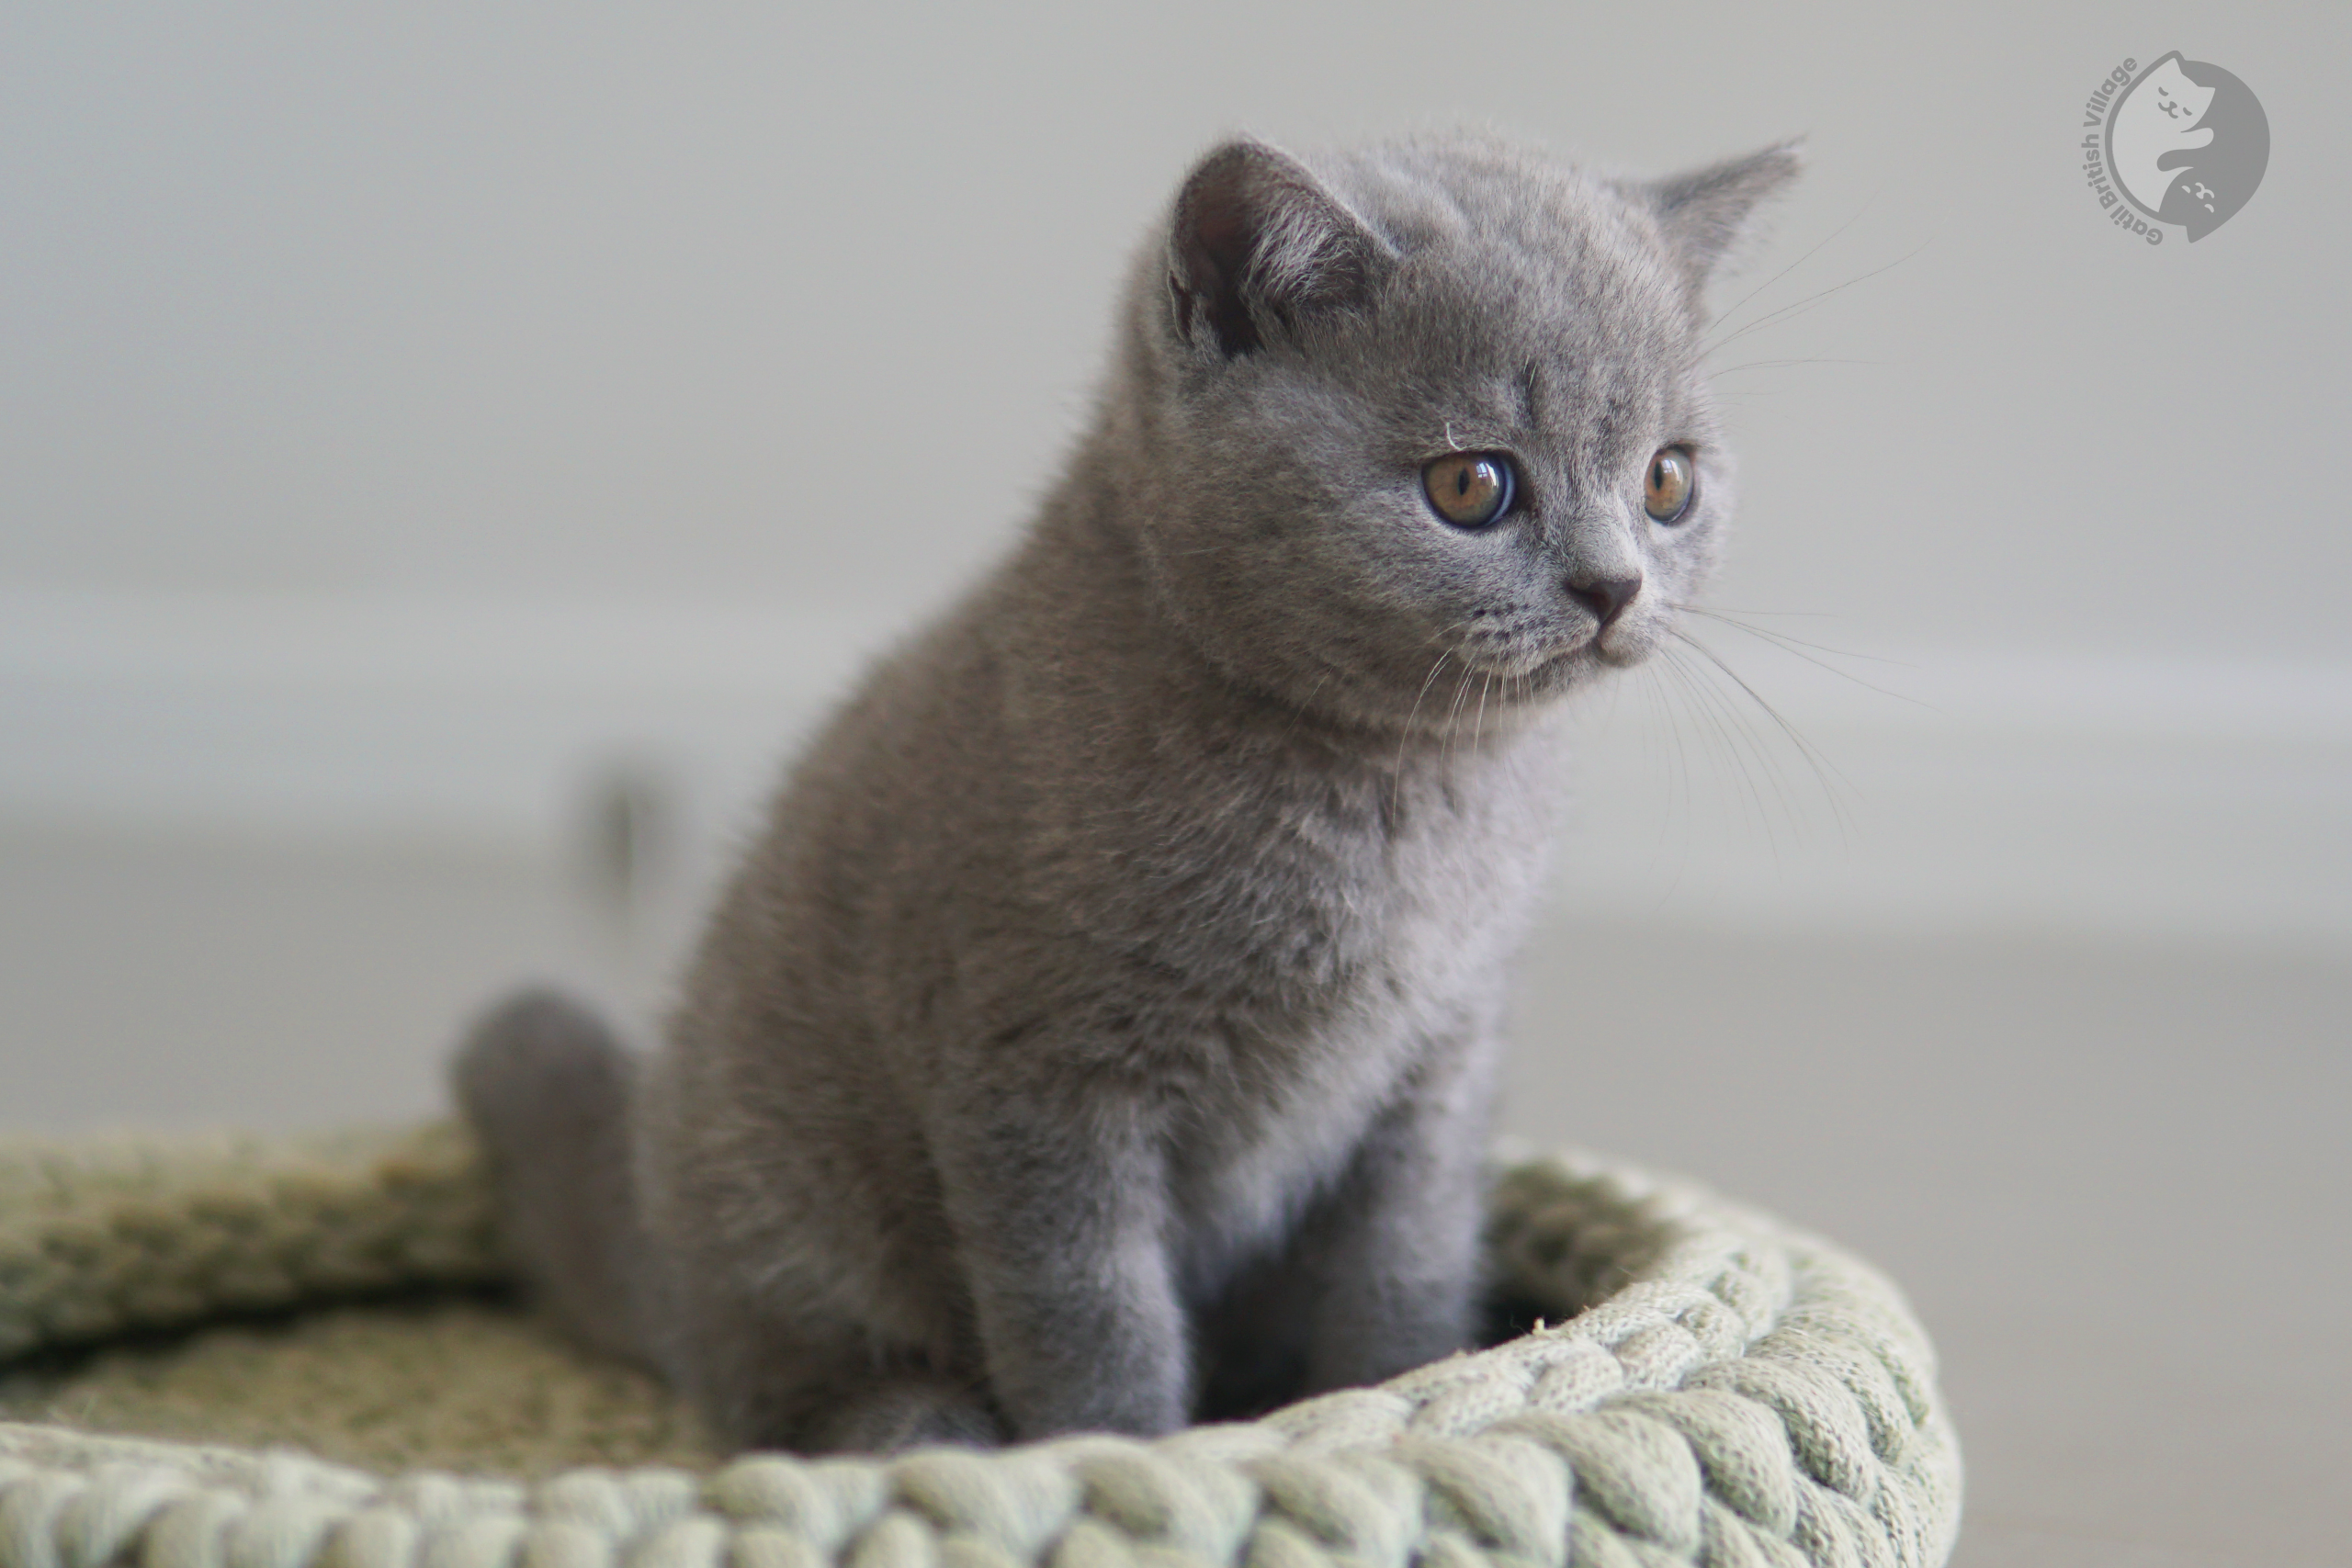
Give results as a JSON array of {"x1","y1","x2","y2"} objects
[{"x1": 456, "y1": 130, "x2": 1799, "y2": 1453}]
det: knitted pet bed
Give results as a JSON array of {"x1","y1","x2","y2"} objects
[{"x1": 0, "y1": 1123, "x2": 1960, "y2": 1568}]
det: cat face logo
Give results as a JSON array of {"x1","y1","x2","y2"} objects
[{"x1": 2103, "y1": 52, "x2": 2269, "y2": 240}]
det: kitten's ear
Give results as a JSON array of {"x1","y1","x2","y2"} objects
[
  {"x1": 1167, "y1": 138, "x2": 1393, "y2": 358},
  {"x1": 1639, "y1": 139, "x2": 1804, "y2": 287}
]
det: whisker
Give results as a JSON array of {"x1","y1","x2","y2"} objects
[
  {"x1": 1704, "y1": 191, "x2": 1881, "y2": 341},
  {"x1": 1440, "y1": 662, "x2": 1480, "y2": 770},
  {"x1": 1671, "y1": 605, "x2": 1941, "y2": 712},
  {"x1": 1644, "y1": 660, "x2": 1695, "y2": 865},
  {"x1": 1584, "y1": 657, "x2": 1690, "y2": 910},
  {"x1": 1690, "y1": 646, "x2": 1818, "y2": 854},
  {"x1": 1667, "y1": 604, "x2": 1839, "y2": 619},
  {"x1": 1671, "y1": 604, "x2": 1883, "y2": 649},
  {"x1": 1636, "y1": 660, "x2": 1698, "y2": 914},
  {"x1": 1391, "y1": 648, "x2": 1456, "y2": 818},
  {"x1": 1658, "y1": 639, "x2": 1799, "y2": 856},
  {"x1": 1281, "y1": 671, "x2": 1333, "y2": 746},
  {"x1": 1659, "y1": 643, "x2": 1794, "y2": 856},
  {"x1": 1670, "y1": 628, "x2": 1860, "y2": 840},
  {"x1": 1707, "y1": 356, "x2": 1883, "y2": 378},
  {"x1": 1702, "y1": 241, "x2": 1931, "y2": 356}
]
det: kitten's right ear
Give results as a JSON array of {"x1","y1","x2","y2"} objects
[
  {"x1": 1167, "y1": 139, "x2": 1392, "y2": 359},
  {"x1": 1641, "y1": 139, "x2": 1804, "y2": 288}
]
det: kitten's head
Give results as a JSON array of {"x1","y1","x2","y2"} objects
[{"x1": 1112, "y1": 131, "x2": 1799, "y2": 738}]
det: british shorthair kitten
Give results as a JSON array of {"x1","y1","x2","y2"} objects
[{"x1": 457, "y1": 130, "x2": 1799, "y2": 1453}]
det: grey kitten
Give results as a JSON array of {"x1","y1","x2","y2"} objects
[{"x1": 456, "y1": 130, "x2": 1798, "y2": 1454}]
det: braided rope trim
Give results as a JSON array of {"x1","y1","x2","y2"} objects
[
  {"x1": 0, "y1": 1124, "x2": 503, "y2": 1359},
  {"x1": 0, "y1": 1125, "x2": 1960, "y2": 1568}
]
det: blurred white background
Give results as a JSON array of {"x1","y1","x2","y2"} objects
[{"x1": 2, "y1": 4, "x2": 2346, "y2": 1564}]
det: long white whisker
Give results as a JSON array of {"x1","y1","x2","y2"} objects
[
  {"x1": 1391, "y1": 648, "x2": 1456, "y2": 821},
  {"x1": 1672, "y1": 629, "x2": 1860, "y2": 842},
  {"x1": 1708, "y1": 356, "x2": 1883, "y2": 378},
  {"x1": 1440, "y1": 663, "x2": 1478, "y2": 769},
  {"x1": 1703, "y1": 192, "x2": 1880, "y2": 342},
  {"x1": 1673, "y1": 604, "x2": 1939, "y2": 711},
  {"x1": 1659, "y1": 643, "x2": 1783, "y2": 854},
  {"x1": 1703, "y1": 242, "x2": 1931, "y2": 356}
]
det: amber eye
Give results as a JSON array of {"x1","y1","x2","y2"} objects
[
  {"x1": 1422, "y1": 453, "x2": 1515, "y2": 528},
  {"x1": 1644, "y1": 446, "x2": 1696, "y2": 524}
]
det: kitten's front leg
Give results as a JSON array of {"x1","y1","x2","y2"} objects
[
  {"x1": 925, "y1": 1079, "x2": 1190, "y2": 1440},
  {"x1": 1297, "y1": 1032, "x2": 1498, "y2": 1393}
]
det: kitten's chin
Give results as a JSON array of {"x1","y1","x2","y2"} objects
[
  {"x1": 1532, "y1": 631, "x2": 1646, "y2": 682},
  {"x1": 1431, "y1": 644, "x2": 1613, "y2": 714},
  {"x1": 1273, "y1": 630, "x2": 1656, "y2": 738},
  {"x1": 1594, "y1": 615, "x2": 1670, "y2": 670},
  {"x1": 1496, "y1": 632, "x2": 1657, "y2": 702}
]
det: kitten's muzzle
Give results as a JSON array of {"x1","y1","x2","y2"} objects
[{"x1": 1566, "y1": 571, "x2": 1642, "y2": 629}]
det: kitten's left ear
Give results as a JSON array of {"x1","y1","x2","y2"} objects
[{"x1": 1637, "y1": 139, "x2": 1804, "y2": 287}]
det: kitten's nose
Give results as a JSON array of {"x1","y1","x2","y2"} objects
[{"x1": 1566, "y1": 572, "x2": 1642, "y2": 627}]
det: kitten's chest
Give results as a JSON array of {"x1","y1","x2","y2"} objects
[
  {"x1": 1158, "y1": 981, "x2": 1435, "y2": 1230},
  {"x1": 1129, "y1": 736, "x2": 1560, "y2": 1269},
  {"x1": 1109, "y1": 731, "x2": 1562, "y2": 1007}
]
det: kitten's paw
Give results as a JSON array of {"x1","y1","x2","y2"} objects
[{"x1": 807, "y1": 1375, "x2": 1006, "y2": 1454}]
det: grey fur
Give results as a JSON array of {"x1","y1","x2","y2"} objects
[{"x1": 455, "y1": 130, "x2": 1798, "y2": 1454}]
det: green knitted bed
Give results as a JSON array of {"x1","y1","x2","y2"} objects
[{"x1": 0, "y1": 1123, "x2": 1960, "y2": 1568}]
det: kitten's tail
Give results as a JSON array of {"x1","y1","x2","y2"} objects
[{"x1": 452, "y1": 989, "x2": 654, "y2": 1369}]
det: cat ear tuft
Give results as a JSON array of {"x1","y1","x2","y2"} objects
[
  {"x1": 1640, "y1": 139, "x2": 1804, "y2": 287},
  {"x1": 1167, "y1": 138, "x2": 1393, "y2": 358}
]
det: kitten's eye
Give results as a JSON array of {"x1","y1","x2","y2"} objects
[
  {"x1": 1423, "y1": 453, "x2": 1515, "y2": 528},
  {"x1": 1644, "y1": 446, "x2": 1696, "y2": 524}
]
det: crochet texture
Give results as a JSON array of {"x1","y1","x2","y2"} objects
[{"x1": 0, "y1": 1122, "x2": 1960, "y2": 1568}]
